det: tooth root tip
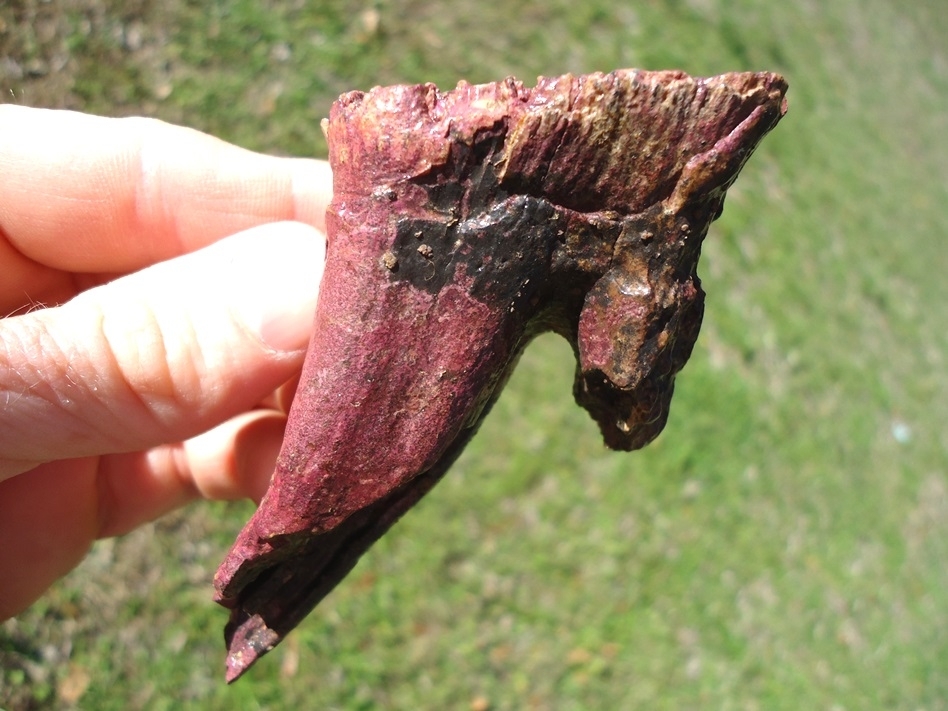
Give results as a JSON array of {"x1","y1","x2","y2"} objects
[
  {"x1": 222, "y1": 612, "x2": 282, "y2": 681},
  {"x1": 225, "y1": 648, "x2": 258, "y2": 683}
]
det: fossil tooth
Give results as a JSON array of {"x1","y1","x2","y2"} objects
[{"x1": 213, "y1": 69, "x2": 788, "y2": 681}]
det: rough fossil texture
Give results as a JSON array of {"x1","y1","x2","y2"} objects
[{"x1": 213, "y1": 69, "x2": 788, "y2": 681}]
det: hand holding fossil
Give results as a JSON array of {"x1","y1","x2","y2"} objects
[{"x1": 0, "y1": 105, "x2": 331, "y2": 620}]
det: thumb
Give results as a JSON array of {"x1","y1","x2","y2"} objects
[{"x1": 0, "y1": 221, "x2": 326, "y2": 481}]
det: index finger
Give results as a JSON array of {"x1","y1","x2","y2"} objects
[{"x1": 0, "y1": 104, "x2": 331, "y2": 278}]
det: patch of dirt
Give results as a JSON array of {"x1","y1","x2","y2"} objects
[{"x1": 1, "y1": 0, "x2": 173, "y2": 114}]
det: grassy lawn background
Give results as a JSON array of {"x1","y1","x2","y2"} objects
[{"x1": 2, "y1": 0, "x2": 947, "y2": 708}]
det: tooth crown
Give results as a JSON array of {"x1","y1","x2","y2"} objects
[{"x1": 214, "y1": 69, "x2": 787, "y2": 681}]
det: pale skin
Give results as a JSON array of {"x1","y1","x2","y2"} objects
[{"x1": 0, "y1": 104, "x2": 332, "y2": 619}]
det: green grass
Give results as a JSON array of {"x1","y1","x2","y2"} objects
[{"x1": 2, "y1": 0, "x2": 948, "y2": 708}]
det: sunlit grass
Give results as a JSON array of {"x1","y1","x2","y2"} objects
[{"x1": 2, "y1": 0, "x2": 947, "y2": 708}]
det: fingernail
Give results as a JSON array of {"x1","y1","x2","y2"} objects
[{"x1": 231, "y1": 223, "x2": 326, "y2": 353}]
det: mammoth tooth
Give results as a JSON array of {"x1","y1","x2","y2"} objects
[{"x1": 213, "y1": 69, "x2": 788, "y2": 681}]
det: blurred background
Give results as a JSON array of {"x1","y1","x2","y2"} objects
[{"x1": 1, "y1": 1, "x2": 946, "y2": 708}]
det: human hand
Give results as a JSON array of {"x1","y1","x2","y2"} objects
[{"x1": 0, "y1": 105, "x2": 331, "y2": 619}]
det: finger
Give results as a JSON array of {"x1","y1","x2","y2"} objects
[
  {"x1": 0, "y1": 105, "x2": 332, "y2": 304},
  {"x1": 96, "y1": 409, "x2": 288, "y2": 538},
  {"x1": 255, "y1": 371, "x2": 301, "y2": 413},
  {"x1": 0, "y1": 456, "x2": 99, "y2": 620},
  {"x1": 275, "y1": 369, "x2": 304, "y2": 413},
  {"x1": 0, "y1": 410, "x2": 288, "y2": 619},
  {"x1": 0, "y1": 221, "x2": 326, "y2": 481}
]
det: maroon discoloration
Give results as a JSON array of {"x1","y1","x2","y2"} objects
[{"x1": 214, "y1": 69, "x2": 788, "y2": 681}]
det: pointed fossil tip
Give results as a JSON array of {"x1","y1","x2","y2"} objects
[
  {"x1": 224, "y1": 656, "x2": 250, "y2": 684},
  {"x1": 224, "y1": 644, "x2": 264, "y2": 684},
  {"x1": 223, "y1": 612, "x2": 282, "y2": 683}
]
